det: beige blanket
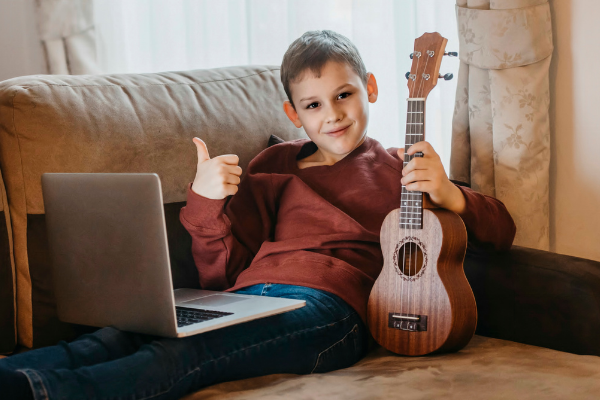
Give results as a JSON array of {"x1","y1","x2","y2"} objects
[{"x1": 187, "y1": 335, "x2": 600, "y2": 399}]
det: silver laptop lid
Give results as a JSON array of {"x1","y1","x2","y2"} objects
[{"x1": 42, "y1": 173, "x2": 178, "y2": 337}]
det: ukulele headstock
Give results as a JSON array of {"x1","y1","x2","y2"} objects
[{"x1": 407, "y1": 32, "x2": 448, "y2": 99}]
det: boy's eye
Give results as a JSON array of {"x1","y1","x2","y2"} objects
[{"x1": 305, "y1": 92, "x2": 351, "y2": 109}]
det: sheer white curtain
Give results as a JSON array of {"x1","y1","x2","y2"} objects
[{"x1": 93, "y1": 0, "x2": 458, "y2": 168}]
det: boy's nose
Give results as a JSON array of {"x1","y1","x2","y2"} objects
[{"x1": 325, "y1": 104, "x2": 344, "y2": 124}]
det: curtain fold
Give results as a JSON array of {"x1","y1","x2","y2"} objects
[
  {"x1": 450, "y1": 0, "x2": 553, "y2": 250},
  {"x1": 35, "y1": 0, "x2": 100, "y2": 74}
]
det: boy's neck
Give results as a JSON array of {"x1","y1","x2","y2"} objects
[{"x1": 297, "y1": 136, "x2": 368, "y2": 169}]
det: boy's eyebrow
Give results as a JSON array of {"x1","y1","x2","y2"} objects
[{"x1": 299, "y1": 83, "x2": 353, "y2": 103}]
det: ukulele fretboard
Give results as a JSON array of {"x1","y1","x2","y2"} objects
[{"x1": 400, "y1": 99, "x2": 425, "y2": 229}]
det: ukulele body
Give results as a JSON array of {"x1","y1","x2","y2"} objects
[{"x1": 367, "y1": 207, "x2": 477, "y2": 356}]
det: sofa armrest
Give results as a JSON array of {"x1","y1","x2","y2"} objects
[
  {"x1": 0, "y1": 168, "x2": 16, "y2": 355},
  {"x1": 465, "y1": 244, "x2": 600, "y2": 356}
]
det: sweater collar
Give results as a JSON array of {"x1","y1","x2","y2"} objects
[{"x1": 288, "y1": 136, "x2": 374, "y2": 173}]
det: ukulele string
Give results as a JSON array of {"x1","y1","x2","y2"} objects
[
  {"x1": 412, "y1": 50, "x2": 430, "y2": 320},
  {"x1": 403, "y1": 51, "x2": 421, "y2": 321}
]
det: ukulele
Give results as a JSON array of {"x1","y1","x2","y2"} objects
[{"x1": 367, "y1": 32, "x2": 477, "y2": 356}]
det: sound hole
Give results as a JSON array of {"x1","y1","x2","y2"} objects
[{"x1": 397, "y1": 242, "x2": 424, "y2": 276}]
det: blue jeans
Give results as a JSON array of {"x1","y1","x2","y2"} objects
[{"x1": 1, "y1": 284, "x2": 368, "y2": 400}]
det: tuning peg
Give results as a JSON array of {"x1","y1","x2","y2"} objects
[
  {"x1": 444, "y1": 51, "x2": 458, "y2": 57},
  {"x1": 439, "y1": 73, "x2": 453, "y2": 81},
  {"x1": 410, "y1": 53, "x2": 413, "y2": 59},
  {"x1": 405, "y1": 72, "x2": 410, "y2": 79}
]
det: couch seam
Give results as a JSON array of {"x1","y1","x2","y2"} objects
[
  {"x1": 12, "y1": 86, "x2": 32, "y2": 348},
  {"x1": 10, "y1": 68, "x2": 281, "y2": 91},
  {"x1": 1, "y1": 90, "x2": 19, "y2": 350}
]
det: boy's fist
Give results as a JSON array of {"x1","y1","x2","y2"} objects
[
  {"x1": 191, "y1": 137, "x2": 242, "y2": 200},
  {"x1": 397, "y1": 141, "x2": 466, "y2": 214}
]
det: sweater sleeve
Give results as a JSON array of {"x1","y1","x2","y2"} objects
[
  {"x1": 454, "y1": 184, "x2": 517, "y2": 252},
  {"x1": 179, "y1": 167, "x2": 276, "y2": 290}
]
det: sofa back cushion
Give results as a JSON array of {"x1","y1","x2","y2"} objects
[{"x1": 0, "y1": 66, "x2": 305, "y2": 348}]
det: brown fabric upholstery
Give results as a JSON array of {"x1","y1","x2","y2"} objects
[
  {"x1": 0, "y1": 169, "x2": 16, "y2": 354},
  {"x1": 0, "y1": 66, "x2": 306, "y2": 348}
]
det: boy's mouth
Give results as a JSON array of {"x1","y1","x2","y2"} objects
[{"x1": 324, "y1": 124, "x2": 351, "y2": 137}]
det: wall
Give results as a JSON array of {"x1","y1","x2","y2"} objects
[
  {"x1": 0, "y1": 0, "x2": 46, "y2": 82},
  {"x1": 548, "y1": 0, "x2": 600, "y2": 261}
]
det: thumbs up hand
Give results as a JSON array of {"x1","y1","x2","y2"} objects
[{"x1": 191, "y1": 137, "x2": 242, "y2": 199}]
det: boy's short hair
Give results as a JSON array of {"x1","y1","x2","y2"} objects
[{"x1": 280, "y1": 30, "x2": 368, "y2": 108}]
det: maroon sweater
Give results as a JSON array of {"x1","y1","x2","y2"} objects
[{"x1": 179, "y1": 137, "x2": 516, "y2": 323}]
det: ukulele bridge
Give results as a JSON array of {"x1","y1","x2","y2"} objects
[{"x1": 389, "y1": 313, "x2": 428, "y2": 332}]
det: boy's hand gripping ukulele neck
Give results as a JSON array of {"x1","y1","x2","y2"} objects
[{"x1": 367, "y1": 32, "x2": 477, "y2": 356}]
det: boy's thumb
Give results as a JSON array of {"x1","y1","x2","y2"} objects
[
  {"x1": 193, "y1": 137, "x2": 210, "y2": 163},
  {"x1": 398, "y1": 147, "x2": 405, "y2": 159}
]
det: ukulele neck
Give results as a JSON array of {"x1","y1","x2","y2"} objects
[{"x1": 400, "y1": 98, "x2": 425, "y2": 230}]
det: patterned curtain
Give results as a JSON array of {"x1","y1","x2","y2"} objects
[
  {"x1": 35, "y1": 0, "x2": 100, "y2": 74},
  {"x1": 450, "y1": 0, "x2": 553, "y2": 250}
]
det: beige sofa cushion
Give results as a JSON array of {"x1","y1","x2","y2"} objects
[{"x1": 0, "y1": 66, "x2": 306, "y2": 348}]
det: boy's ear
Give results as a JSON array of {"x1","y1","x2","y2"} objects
[
  {"x1": 366, "y1": 72, "x2": 378, "y2": 104},
  {"x1": 283, "y1": 100, "x2": 303, "y2": 128}
]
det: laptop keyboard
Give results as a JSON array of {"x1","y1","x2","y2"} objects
[{"x1": 175, "y1": 306, "x2": 234, "y2": 327}]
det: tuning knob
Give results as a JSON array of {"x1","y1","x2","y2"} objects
[
  {"x1": 439, "y1": 73, "x2": 453, "y2": 81},
  {"x1": 410, "y1": 53, "x2": 413, "y2": 59},
  {"x1": 405, "y1": 72, "x2": 410, "y2": 79},
  {"x1": 444, "y1": 51, "x2": 458, "y2": 57}
]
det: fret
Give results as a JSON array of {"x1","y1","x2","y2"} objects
[{"x1": 401, "y1": 188, "x2": 423, "y2": 193}]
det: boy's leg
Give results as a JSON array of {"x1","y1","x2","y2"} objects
[
  {"x1": 0, "y1": 327, "x2": 156, "y2": 371},
  {"x1": 18, "y1": 284, "x2": 368, "y2": 400}
]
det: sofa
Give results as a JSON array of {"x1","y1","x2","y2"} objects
[{"x1": 1, "y1": 65, "x2": 600, "y2": 399}]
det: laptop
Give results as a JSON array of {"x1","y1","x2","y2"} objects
[{"x1": 41, "y1": 173, "x2": 305, "y2": 338}]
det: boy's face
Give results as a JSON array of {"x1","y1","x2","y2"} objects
[{"x1": 283, "y1": 61, "x2": 378, "y2": 164}]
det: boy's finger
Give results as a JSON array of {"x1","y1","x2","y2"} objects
[
  {"x1": 224, "y1": 164, "x2": 243, "y2": 176},
  {"x1": 215, "y1": 154, "x2": 240, "y2": 165},
  {"x1": 193, "y1": 137, "x2": 210, "y2": 162},
  {"x1": 406, "y1": 141, "x2": 436, "y2": 157}
]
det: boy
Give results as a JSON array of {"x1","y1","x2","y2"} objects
[{"x1": 0, "y1": 30, "x2": 515, "y2": 400}]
